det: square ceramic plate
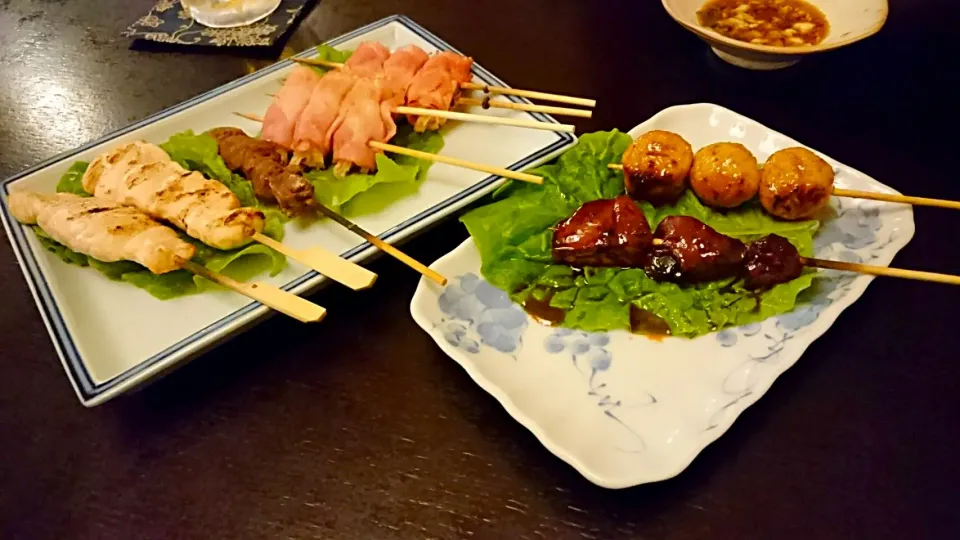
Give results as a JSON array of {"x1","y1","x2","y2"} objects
[
  {"x1": 410, "y1": 103, "x2": 914, "y2": 488},
  {"x1": 0, "y1": 15, "x2": 576, "y2": 407}
]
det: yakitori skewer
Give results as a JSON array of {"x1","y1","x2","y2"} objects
[
  {"x1": 607, "y1": 131, "x2": 960, "y2": 219},
  {"x1": 606, "y1": 164, "x2": 960, "y2": 213},
  {"x1": 262, "y1": 94, "x2": 574, "y2": 133},
  {"x1": 226, "y1": 114, "x2": 450, "y2": 284},
  {"x1": 235, "y1": 112, "x2": 542, "y2": 185},
  {"x1": 557, "y1": 196, "x2": 960, "y2": 288},
  {"x1": 290, "y1": 56, "x2": 597, "y2": 108},
  {"x1": 9, "y1": 191, "x2": 326, "y2": 322},
  {"x1": 82, "y1": 141, "x2": 378, "y2": 291}
]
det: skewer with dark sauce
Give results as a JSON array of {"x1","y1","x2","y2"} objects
[{"x1": 549, "y1": 197, "x2": 805, "y2": 289}]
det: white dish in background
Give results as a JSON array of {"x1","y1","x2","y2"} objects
[
  {"x1": 0, "y1": 15, "x2": 576, "y2": 407},
  {"x1": 411, "y1": 103, "x2": 914, "y2": 488},
  {"x1": 662, "y1": 0, "x2": 888, "y2": 70}
]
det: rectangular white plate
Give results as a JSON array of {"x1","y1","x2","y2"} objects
[
  {"x1": 0, "y1": 15, "x2": 576, "y2": 407},
  {"x1": 410, "y1": 103, "x2": 914, "y2": 488}
]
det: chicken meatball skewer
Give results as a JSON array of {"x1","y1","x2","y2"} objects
[{"x1": 612, "y1": 131, "x2": 960, "y2": 219}]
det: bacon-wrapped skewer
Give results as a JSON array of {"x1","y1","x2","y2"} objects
[
  {"x1": 404, "y1": 51, "x2": 474, "y2": 132},
  {"x1": 261, "y1": 66, "x2": 323, "y2": 150}
]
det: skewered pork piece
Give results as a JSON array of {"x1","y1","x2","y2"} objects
[
  {"x1": 342, "y1": 41, "x2": 391, "y2": 77},
  {"x1": 291, "y1": 70, "x2": 357, "y2": 167},
  {"x1": 209, "y1": 127, "x2": 317, "y2": 217},
  {"x1": 329, "y1": 77, "x2": 397, "y2": 175},
  {"x1": 621, "y1": 130, "x2": 695, "y2": 206},
  {"x1": 9, "y1": 191, "x2": 195, "y2": 274},
  {"x1": 405, "y1": 51, "x2": 474, "y2": 132},
  {"x1": 261, "y1": 66, "x2": 324, "y2": 149},
  {"x1": 552, "y1": 195, "x2": 652, "y2": 267},
  {"x1": 82, "y1": 141, "x2": 265, "y2": 250},
  {"x1": 380, "y1": 45, "x2": 429, "y2": 107}
]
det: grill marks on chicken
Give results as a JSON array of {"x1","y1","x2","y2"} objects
[
  {"x1": 209, "y1": 127, "x2": 316, "y2": 217},
  {"x1": 550, "y1": 197, "x2": 805, "y2": 290},
  {"x1": 82, "y1": 141, "x2": 265, "y2": 250},
  {"x1": 9, "y1": 191, "x2": 195, "y2": 274}
]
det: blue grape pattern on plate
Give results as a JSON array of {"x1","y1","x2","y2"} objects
[{"x1": 437, "y1": 273, "x2": 528, "y2": 355}]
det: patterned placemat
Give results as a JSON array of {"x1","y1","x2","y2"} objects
[{"x1": 124, "y1": 0, "x2": 315, "y2": 47}]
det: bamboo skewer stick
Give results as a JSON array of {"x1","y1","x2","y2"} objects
[
  {"x1": 607, "y1": 163, "x2": 959, "y2": 211},
  {"x1": 456, "y1": 97, "x2": 592, "y2": 118},
  {"x1": 799, "y1": 258, "x2": 960, "y2": 286},
  {"x1": 648, "y1": 239, "x2": 959, "y2": 286},
  {"x1": 830, "y1": 189, "x2": 960, "y2": 210},
  {"x1": 369, "y1": 141, "x2": 542, "y2": 184},
  {"x1": 310, "y1": 203, "x2": 447, "y2": 286},
  {"x1": 459, "y1": 81, "x2": 596, "y2": 108},
  {"x1": 392, "y1": 106, "x2": 574, "y2": 133},
  {"x1": 184, "y1": 262, "x2": 327, "y2": 322},
  {"x1": 289, "y1": 57, "x2": 596, "y2": 107},
  {"x1": 251, "y1": 233, "x2": 377, "y2": 290}
]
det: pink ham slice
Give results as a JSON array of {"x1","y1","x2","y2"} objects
[
  {"x1": 380, "y1": 45, "x2": 429, "y2": 107},
  {"x1": 291, "y1": 70, "x2": 356, "y2": 167},
  {"x1": 261, "y1": 66, "x2": 323, "y2": 148},
  {"x1": 342, "y1": 41, "x2": 390, "y2": 78},
  {"x1": 329, "y1": 77, "x2": 397, "y2": 174},
  {"x1": 404, "y1": 52, "x2": 474, "y2": 131}
]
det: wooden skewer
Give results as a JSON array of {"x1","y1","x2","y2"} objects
[
  {"x1": 369, "y1": 141, "x2": 542, "y2": 185},
  {"x1": 246, "y1": 104, "x2": 574, "y2": 134},
  {"x1": 251, "y1": 233, "x2": 378, "y2": 291},
  {"x1": 459, "y1": 81, "x2": 596, "y2": 108},
  {"x1": 393, "y1": 106, "x2": 574, "y2": 133},
  {"x1": 235, "y1": 112, "x2": 543, "y2": 185},
  {"x1": 607, "y1": 163, "x2": 960, "y2": 211},
  {"x1": 289, "y1": 57, "x2": 596, "y2": 107},
  {"x1": 830, "y1": 189, "x2": 960, "y2": 210},
  {"x1": 799, "y1": 257, "x2": 960, "y2": 286},
  {"x1": 456, "y1": 97, "x2": 592, "y2": 118},
  {"x1": 649, "y1": 239, "x2": 960, "y2": 286},
  {"x1": 310, "y1": 203, "x2": 447, "y2": 286},
  {"x1": 184, "y1": 261, "x2": 326, "y2": 322}
]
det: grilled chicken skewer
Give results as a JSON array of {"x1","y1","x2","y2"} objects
[
  {"x1": 9, "y1": 191, "x2": 195, "y2": 274},
  {"x1": 9, "y1": 191, "x2": 326, "y2": 322},
  {"x1": 83, "y1": 141, "x2": 264, "y2": 250},
  {"x1": 83, "y1": 141, "x2": 377, "y2": 291}
]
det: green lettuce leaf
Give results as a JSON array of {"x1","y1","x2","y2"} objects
[
  {"x1": 56, "y1": 161, "x2": 90, "y2": 195},
  {"x1": 160, "y1": 130, "x2": 259, "y2": 208},
  {"x1": 304, "y1": 124, "x2": 444, "y2": 212},
  {"x1": 461, "y1": 130, "x2": 821, "y2": 338},
  {"x1": 307, "y1": 44, "x2": 353, "y2": 75},
  {"x1": 35, "y1": 157, "x2": 287, "y2": 300}
]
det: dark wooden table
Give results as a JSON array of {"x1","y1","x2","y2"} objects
[{"x1": 2, "y1": 1, "x2": 957, "y2": 538}]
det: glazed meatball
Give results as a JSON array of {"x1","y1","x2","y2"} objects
[
  {"x1": 689, "y1": 142, "x2": 760, "y2": 208},
  {"x1": 759, "y1": 147, "x2": 834, "y2": 220},
  {"x1": 622, "y1": 130, "x2": 694, "y2": 206}
]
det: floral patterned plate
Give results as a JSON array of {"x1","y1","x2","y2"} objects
[{"x1": 409, "y1": 103, "x2": 914, "y2": 488}]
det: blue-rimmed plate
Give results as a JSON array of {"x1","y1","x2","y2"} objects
[
  {"x1": 0, "y1": 15, "x2": 576, "y2": 407},
  {"x1": 410, "y1": 103, "x2": 914, "y2": 488}
]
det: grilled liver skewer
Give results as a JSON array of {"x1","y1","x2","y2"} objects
[{"x1": 552, "y1": 197, "x2": 960, "y2": 287}]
